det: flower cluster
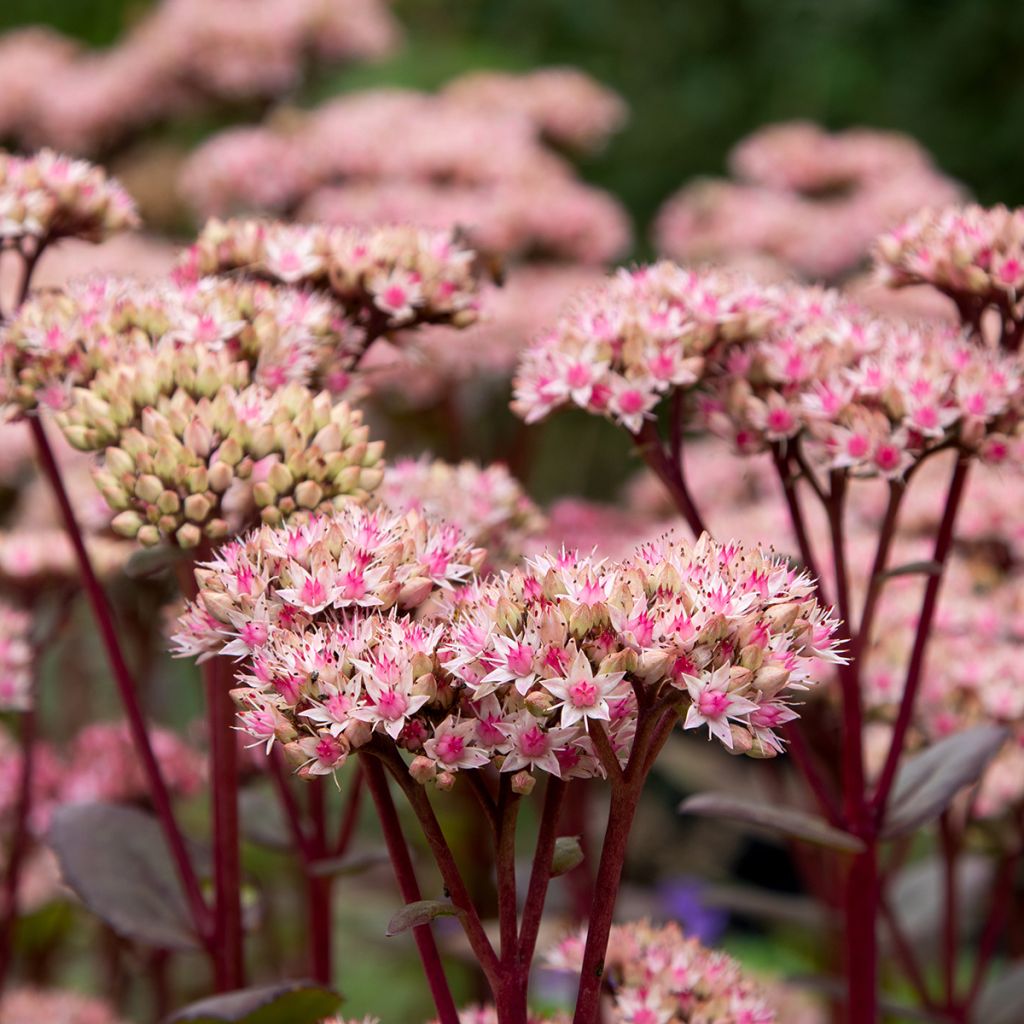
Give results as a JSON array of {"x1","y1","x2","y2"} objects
[
  {"x1": 60, "y1": 350, "x2": 383, "y2": 547},
  {"x1": 377, "y1": 458, "x2": 545, "y2": 565},
  {"x1": 0, "y1": 149, "x2": 138, "y2": 245},
  {"x1": 0, "y1": 719, "x2": 204, "y2": 835},
  {"x1": 864, "y1": 564, "x2": 1024, "y2": 821},
  {"x1": 655, "y1": 122, "x2": 960, "y2": 280},
  {"x1": 874, "y1": 204, "x2": 1024, "y2": 339},
  {"x1": 546, "y1": 920, "x2": 776, "y2": 1023},
  {"x1": 440, "y1": 68, "x2": 628, "y2": 153},
  {"x1": 2, "y1": 274, "x2": 338, "y2": 413},
  {"x1": 178, "y1": 84, "x2": 631, "y2": 262},
  {"x1": 174, "y1": 515, "x2": 841, "y2": 780},
  {"x1": 700, "y1": 287, "x2": 1024, "y2": 473},
  {"x1": 178, "y1": 219, "x2": 485, "y2": 339},
  {"x1": 511, "y1": 262, "x2": 776, "y2": 432},
  {"x1": 0, "y1": 987, "x2": 126, "y2": 1024},
  {"x1": 0, "y1": 603, "x2": 32, "y2": 712},
  {"x1": 0, "y1": 1, "x2": 399, "y2": 155},
  {"x1": 514, "y1": 264, "x2": 1024, "y2": 476}
]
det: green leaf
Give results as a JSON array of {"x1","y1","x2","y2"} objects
[
  {"x1": 679, "y1": 793, "x2": 865, "y2": 852},
  {"x1": 973, "y1": 962, "x2": 1024, "y2": 1024},
  {"x1": 48, "y1": 802, "x2": 200, "y2": 951},
  {"x1": 385, "y1": 899, "x2": 459, "y2": 937},
  {"x1": 882, "y1": 724, "x2": 1009, "y2": 839},
  {"x1": 165, "y1": 981, "x2": 342, "y2": 1024},
  {"x1": 550, "y1": 835, "x2": 584, "y2": 877},
  {"x1": 307, "y1": 849, "x2": 388, "y2": 878}
]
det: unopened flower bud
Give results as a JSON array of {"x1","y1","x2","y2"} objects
[
  {"x1": 111, "y1": 510, "x2": 143, "y2": 538},
  {"x1": 436, "y1": 770, "x2": 457, "y2": 792},
  {"x1": 134, "y1": 474, "x2": 164, "y2": 504},
  {"x1": 184, "y1": 493, "x2": 213, "y2": 522},
  {"x1": 409, "y1": 756, "x2": 436, "y2": 785},
  {"x1": 176, "y1": 523, "x2": 202, "y2": 548},
  {"x1": 525, "y1": 691, "x2": 553, "y2": 716},
  {"x1": 510, "y1": 770, "x2": 536, "y2": 796}
]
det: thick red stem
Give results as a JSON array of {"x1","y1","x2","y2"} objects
[
  {"x1": 28, "y1": 417, "x2": 211, "y2": 946},
  {"x1": 361, "y1": 756, "x2": 459, "y2": 1024},
  {"x1": 518, "y1": 778, "x2": 567, "y2": 965},
  {"x1": 205, "y1": 657, "x2": 244, "y2": 990}
]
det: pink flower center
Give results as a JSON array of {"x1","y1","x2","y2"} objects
[{"x1": 697, "y1": 690, "x2": 731, "y2": 718}]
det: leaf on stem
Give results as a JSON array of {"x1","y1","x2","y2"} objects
[
  {"x1": 48, "y1": 802, "x2": 202, "y2": 951},
  {"x1": 307, "y1": 849, "x2": 388, "y2": 877},
  {"x1": 125, "y1": 544, "x2": 187, "y2": 580},
  {"x1": 385, "y1": 899, "x2": 460, "y2": 936},
  {"x1": 679, "y1": 792, "x2": 865, "y2": 852},
  {"x1": 881, "y1": 724, "x2": 1009, "y2": 839},
  {"x1": 550, "y1": 835, "x2": 584, "y2": 877},
  {"x1": 165, "y1": 981, "x2": 342, "y2": 1024}
]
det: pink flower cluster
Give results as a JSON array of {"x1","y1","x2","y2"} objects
[
  {"x1": 511, "y1": 263, "x2": 776, "y2": 433},
  {"x1": 377, "y1": 458, "x2": 545, "y2": 566},
  {"x1": 0, "y1": 602, "x2": 32, "y2": 711},
  {"x1": 514, "y1": 264, "x2": 1024, "y2": 476},
  {"x1": 178, "y1": 219, "x2": 485, "y2": 339},
  {"x1": 173, "y1": 512, "x2": 841, "y2": 780},
  {"x1": 700, "y1": 288, "x2": 1023, "y2": 474},
  {"x1": 546, "y1": 920, "x2": 776, "y2": 1023},
  {"x1": 0, "y1": 720, "x2": 204, "y2": 835},
  {"x1": 0, "y1": 1, "x2": 399, "y2": 155},
  {"x1": 864, "y1": 563, "x2": 1024, "y2": 821},
  {"x1": 655, "y1": 122, "x2": 960, "y2": 280},
  {"x1": 874, "y1": 204, "x2": 1024, "y2": 337},
  {"x1": 0, "y1": 987, "x2": 126, "y2": 1024},
  {"x1": 440, "y1": 68, "x2": 628, "y2": 153},
  {"x1": 0, "y1": 149, "x2": 138, "y2": 244},
  {"x1": 178, "y1": 83, "x2": 631, "y2": 263}
]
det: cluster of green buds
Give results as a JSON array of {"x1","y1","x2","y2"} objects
[{"x1": 57, "y1": 344, "x2": 383, "y2": 548}]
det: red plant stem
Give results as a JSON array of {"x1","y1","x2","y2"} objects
[
  {"x1": 495, "y1": 777, "x2": 527, "y2": 1024},
  {"x1": 334, "y1": 765, "x2": 364, "y2": 856},
  {"x1": 0, "y1": 702, "x2": 36, "y2": 990},
  {"x1": 633, "y1": 421, "x2": 705, "y2": 536},
  {"x1": 204, "y1": 656, "x2": 244, "y2": 991},
  {"x1": 872, "y1": 457, "x2": 971, "y2": 816},
  {"x1": 380, "y1": 749, "x2": 502, "y2": 988},
  {"x1": 361, "y1": 755, "x2": 459, "y2": 1024},
  {"x1": 843, "y1": 843, "x2": 879, "y2": 1024},
  {"x1": 571, "y1": 706, "x2": 674, "y2": 1024},
  {"x1": 306, "y1": 779, "x2": 334, "y2": 985},
  {"x1": 854, "y1": 482, "x2": 905, "y2": 646},
  {"x1": 939, "y1": 813, "x2": 959, "y2": 1009},
  {"x1": 966, "y1": 848, "x2": 1020, "y2": 1005},
  {"x1": 27, "y1": 416, "x2": 211, "y2": 946},
  {"x1": 518, "y1": 778, "x2": 567, "y2": 966},
  {"x1": 771, "y1": 445, "x2": 828, "y2": 604}
]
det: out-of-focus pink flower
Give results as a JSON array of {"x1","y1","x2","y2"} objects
[
  {"x1": 0, "y1": 987, "x2": 127, "y2": 1024},
  {"x1": 655, "y1": 122, "x2": 961, "y2": 281},
  {"x1": 546, "y1": 920, "x2": 777, "y2": 1022}
]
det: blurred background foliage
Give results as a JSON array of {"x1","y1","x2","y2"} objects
[{"x1": 3, "y1": 0, "x2": 1023, "y2": 254}]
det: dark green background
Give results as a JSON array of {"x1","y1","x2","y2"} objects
[{"x1": 3, "y1": 0, "x2": 1020, "y2": 248}]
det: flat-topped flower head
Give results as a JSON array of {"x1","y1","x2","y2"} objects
[
  {"x1": 0, "y1": 149, "x2": 137, "y2": 244},
  {"x1": 179, "y1": 219, "x2": 485, "y2": 339},
  {"x1": 512, "y1": 262, "x2": 776, "y2": 432},
  {"x1": 700, "y1": 284, "x2": 1024, "y2": 474},
  {"x1": 2, "y1": 274, "x2": 339, "y2": 415},
  {"x1": 179, "y1": 524, "x2": 840, "y2": 782},
  {"x1": 546, "y1": 919, "x2": 776, "y2": 1023},
  {"x1": 875, "y1": 204, "x2": 1024, "y2": 345}
]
